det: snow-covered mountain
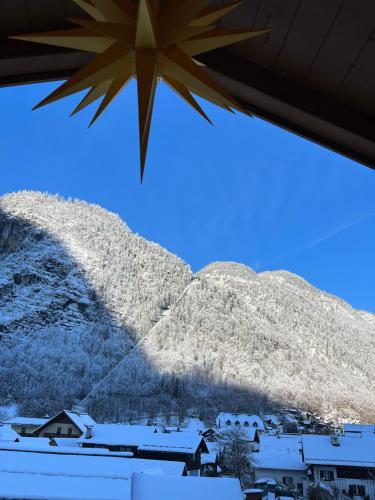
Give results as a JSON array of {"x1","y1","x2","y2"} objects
[{"x1": 0, "y1": 192, "x2": 374, "y2": 422}]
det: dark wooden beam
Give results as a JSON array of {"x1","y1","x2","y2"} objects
[
  {"x1": 1, "y1": 37, "x2": 375, "y2": 170},
  {"x1": 198, "y1": 49, "x2": 375, "y2": 170},
  {"x1": 0, "y1": 38, "x2": 92, "y2": 86}
]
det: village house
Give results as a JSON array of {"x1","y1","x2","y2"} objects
[
  {"x1": 32, "y1": 409, "x2": 96, "y2": 439},
  {"x1": 263, "y1": 414, "x2": 282, "y2": 432},
  {"x1": 302, "y1": 433, "x2": 375, "y2": 500},
  {"x1": 10, "y1": 409, "x2": 210, "y2": 475},
  {"x1": 252, "y1": 434, "x2": 307, "y2": 498},
  {"x1": 216, "y1": 412, "x2": 265, "y2": 432},
  {"x1": 79, "y1": 424, "x2": 209, "y2": 475},
  {"x1": 6, "y1": 416, "x2": 48, "y2": 436},
  {"x1": 201, "y1": 428, "x2": 220, "y2": 442}
]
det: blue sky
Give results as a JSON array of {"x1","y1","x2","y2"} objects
[{"x1": 1, "y1": 80, "x2": 375, "y2": 312}]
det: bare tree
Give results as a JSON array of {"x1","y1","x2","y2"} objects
[{"x1": 218, "y1": 428, "x2": 253, "y2": 488}]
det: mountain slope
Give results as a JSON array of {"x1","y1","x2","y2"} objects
[
  {"x1": 0, "y1": 192, "x2": 191, "y2": 415},
  {"x1": 0, "y1": 192, "x2": 374, "y2": 422},
  {"x1": 90, "y1": 262, "x2": 375, "y2": 422},
  {"x1": 146, "y1": 263, "x2": 375, "y2": 420}
]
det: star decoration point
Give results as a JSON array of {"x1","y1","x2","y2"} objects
[{"x1": 11, "y1": 0, "x2": 270, "y2": 181}]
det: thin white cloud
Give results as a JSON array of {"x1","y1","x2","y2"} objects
[{"x1": 275, "y1": 211, "x2": 375, "y2": 265}]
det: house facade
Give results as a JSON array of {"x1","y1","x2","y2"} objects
[
  {"x1": 216, "y1": 413, "x2": 265, "y2": 432},
  {"x1": 32, "y1": 410, "x2": 95, "y2": 439}
]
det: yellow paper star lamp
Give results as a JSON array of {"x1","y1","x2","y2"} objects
[{"x1": 11, "y1": 0, "x2": 270, "y2": 181}]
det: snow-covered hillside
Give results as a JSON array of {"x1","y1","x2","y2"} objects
[
  {"x1": 0, "y1": 192, "x2": 191, "y2": 415},
  {"x1": 0, "y1": 192, "x2": 374, "y2": 422}
]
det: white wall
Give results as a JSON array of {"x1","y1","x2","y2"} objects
[
  {"x1": 40, "y1": 423, "x2": 80, "y2": 437},
  {"x1": 255, "y1": 467, "x2": 307, "y2": 497}
]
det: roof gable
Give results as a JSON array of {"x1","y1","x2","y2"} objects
[{"x1": 32, "y1": 410, "x2": 95, "y2": 436}]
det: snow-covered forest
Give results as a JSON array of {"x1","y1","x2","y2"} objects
[{"x1": 1, "y1": 192, "x2": 375, "y2": 423}]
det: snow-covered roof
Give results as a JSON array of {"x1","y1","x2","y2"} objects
[
  {"x1": 243, "y1": 427, "x2": 259, "y2": 441},
  {"x1": 255, "y1": 477, "x2": 277, "y2": 485},
  {"x1": 0, "y1": 449, "x2": 185, "y2": 478},
  {"x1": 216, "y1": 413, "x2": 265, "y2": 430},
  {"x1": 263, "y1": 415, "x2": 281, "y2": 425},
  {"x1": 0, "y1": 471, "x2": 131, "y2": 500},
  {"x1": 64, "y1": 410, "x2": 96, "y2": 433},
  {"x1": 0, "y1": 424, "x2": 19, "y2": 442},
  {"x1": 19, "y1": 437, "x2": 51, "y2": 446},
  {"x1": 302, "y1": 434, "x2": 375, "y2": 467},
  {"x1": 131, "y1": 473, "x2": 243, "y2": 500},
  {"x1": 343, "y1": 423, "x2": 375, "y2": 434},
  {"x1": 253, "y1": 434, "x2": 305, "y2": 471},
  {"x1": 81, "y1": 424, "x2": 207, "y2": 453},
  {"x1": 0, "y1": 442, "x2": 134, "y2": 457},
  {"x1": 201, "y1": 442, "x2": 218, "y2": 465},
  {"x1": 51, "y1": 437, "x2": 81, "y2": 447},
  {"x1": 183, "y1": 418, "x2": 205, "y2": 432},
  {"x1": 6, "y1": 416, "x2": 48, "y2": 426}
]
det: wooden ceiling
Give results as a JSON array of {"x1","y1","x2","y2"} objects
[{"x1": 1, "y1": 0, "x2": 375, "y2": 169}]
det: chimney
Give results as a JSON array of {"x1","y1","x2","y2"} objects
[
  {"x1": 331, "y1": 432, "x2": 340, "y2": 446},
  {"x1": 85, "y1": 425, "x2": 93, "y2": 439}
]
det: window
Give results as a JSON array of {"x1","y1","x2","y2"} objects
[
  {"x1": 226, "y1": 420, "x2": 231, "y2": 426},
  {"x1": 320, "y1": 470, "x2": 334, "y2": 481},
  {"x1": 21, "y1": 427, "x2": 26, "y2": 435},
  {"x1": 243, "y1": 421, "x2": 249, "y2": 427},
  {"x1": 348, "y1": 484, "x2": 365, "y2": 497},
  {"x1": 68, "y1": 427, "x2": 72, "y2": 435},
  {"x1": 56, "y1": 427, "x2": 62, "y2": 435},
  {"x1": 337, "y1": 467, "x2": 369, "y2": 479},
  {"x1": 296, "y1": 483, "x2": 303, "y2": 496},
  {"x1": 253, "y1": 421, "x2": 258, "y2": 428},
  {"x1": 282, "y1": 476, "x2": 293, "y2": 486},
  {"x1": 234, "y1": 420, "x2": 240, "y2": 426}
]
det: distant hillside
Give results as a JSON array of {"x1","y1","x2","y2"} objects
[{"x1": 0, "y1": 192, "x2": 374, "y2": 422}]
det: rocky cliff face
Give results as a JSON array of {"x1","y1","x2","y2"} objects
[{"x1": 0, "y1": 192, "x2": 374, "y2": 422}]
